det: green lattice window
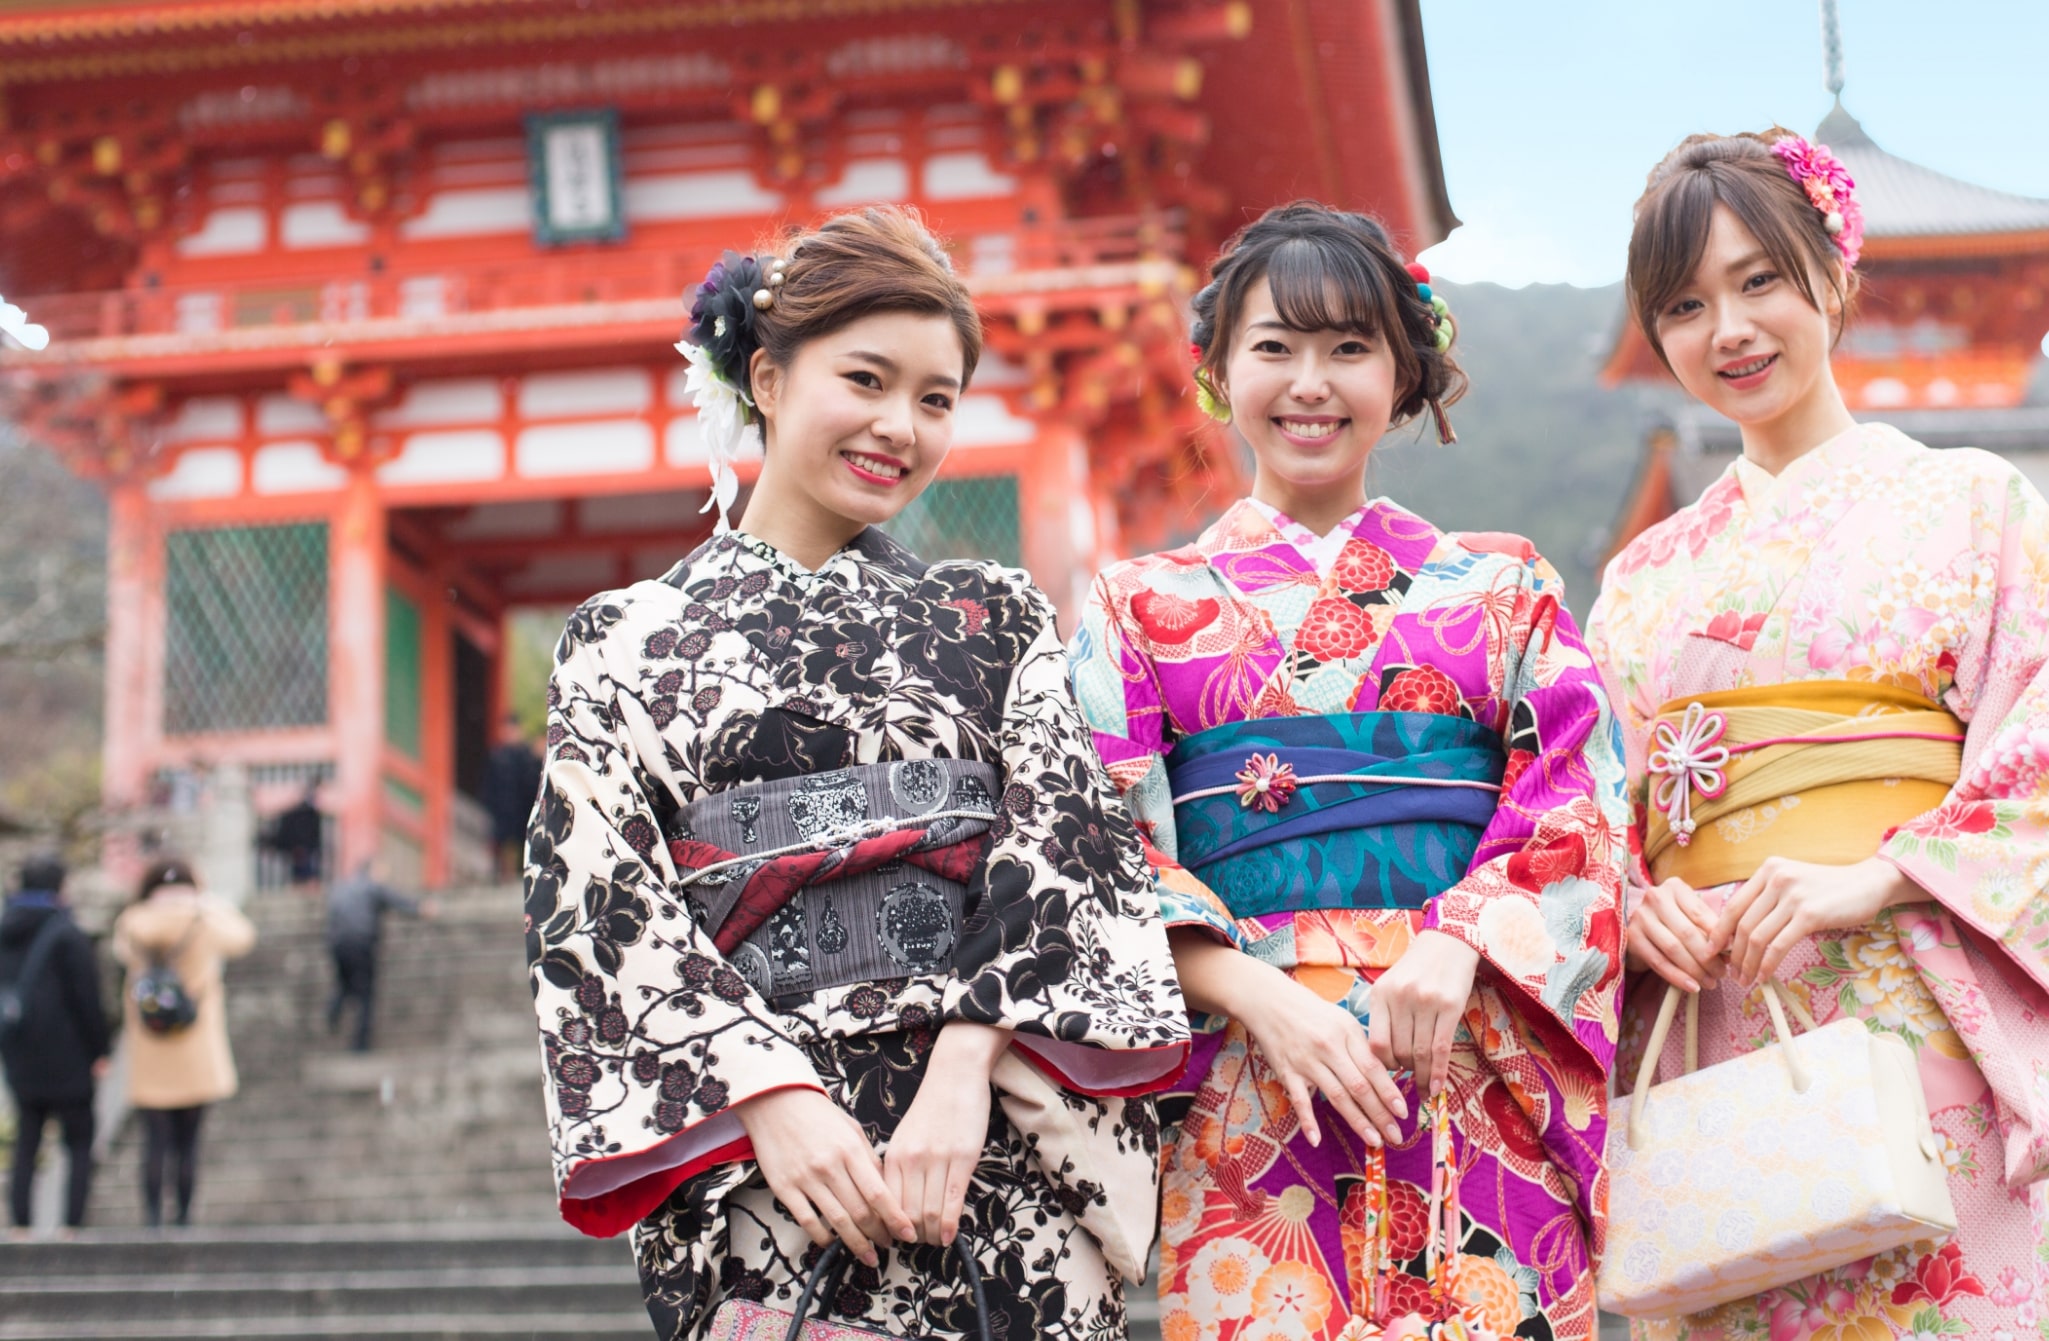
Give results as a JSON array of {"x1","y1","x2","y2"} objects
[
  {"x1": 164, "y1": 523, "x2": 329, "y2": 735},
  {"x1": 385, "y1": 587, "x2": 422, "y2": 758},
  {"x1": 885, "y1": 475, "x2": 1020, "y2": 567}
]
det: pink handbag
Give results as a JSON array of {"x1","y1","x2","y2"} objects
[{"x1": 704, "y1": 1238, "x2": 991, "y2": 1341}]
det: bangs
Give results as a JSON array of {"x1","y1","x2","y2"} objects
[
  {"x1": 1259, "y1": 235, "x2": 1401, "y2": 342},
  {"x1": 1629, "y1": 161, "x2": 1828, "y2": 357}
]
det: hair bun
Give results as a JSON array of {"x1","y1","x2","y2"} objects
[{"x1": 687, "y1": 251, "x2": 770, "y2": 396}]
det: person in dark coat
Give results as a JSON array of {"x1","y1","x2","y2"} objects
[
  {"x1": 479, "y1": 715, "x2": 541, "y2": 879},
  {"x1": 1, "y1": 854, "x2": 110, "y2": 1235},
  {"x1": 269, "y1": 782, "x2": 325, "y2": 890},
  {"x1": 325, "y1": 859, "x2": 434, "y2": 1053}
]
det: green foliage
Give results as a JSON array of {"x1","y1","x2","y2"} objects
[{"x1": 506, "y1": 608, "x2": 568, "y2": 739}]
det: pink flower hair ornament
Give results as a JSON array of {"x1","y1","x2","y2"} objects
[{"x1": 1771, "y1": 134, "x2": 1864, "y2": 269}]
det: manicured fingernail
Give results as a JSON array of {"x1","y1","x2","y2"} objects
[
  {"x1": 1365, "y1": 1130, "x2": 1381, "y2": 1147},
  {"x1": 897, "y1": 1228, "x2": 917, "y2": 1242},
  {"x1": 1384, "y1": 1125, "x2": 1402, "y2": 1143}
]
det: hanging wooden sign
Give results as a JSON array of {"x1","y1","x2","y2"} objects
[{"x1": 525, "y1": 109, "x2": 627, "y2": 246}]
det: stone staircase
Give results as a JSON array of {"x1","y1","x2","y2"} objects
[
  {"x1": 0, "y1": 882, "x2": 646, "y2": 1339},
  {"x1": 83, "y1": 882, "x2": 558, "y2": 1227},
  {"x1": 0, "y1": 1224, "x2": 647, "y2": 1340}
]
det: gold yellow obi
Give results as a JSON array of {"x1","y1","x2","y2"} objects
[{"x1": 1645, "y1": 680, "x2": 1963, "y2": 888}]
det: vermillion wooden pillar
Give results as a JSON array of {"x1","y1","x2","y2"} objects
[
  {"x1": 1018, "y1": 421, "x2": 1098, "y2": 630},
  {"x1": 101, "y1": 479, "x2": 161, "y2": 886},
  {"x1": 418, "y1": 575, "x2": 454, "y2": 887},
  {"x1": 330, "y1": 467, "x2": 386, "y2": 877}
]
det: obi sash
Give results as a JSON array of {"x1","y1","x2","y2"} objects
[
  {"x1": 1165, "y1": 712, "x2": 1507, "y2": 918},
  {"x1": 1645, "y1": 680, "x2": 1964, "y2": 887},
  {"x1": 665, "y1": 758, "x2": 999, "y2": 1006}
]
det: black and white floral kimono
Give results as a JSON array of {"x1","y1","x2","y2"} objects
[{"x1": 525, "y1": 527, "x2": 1190, "y2": 1341}]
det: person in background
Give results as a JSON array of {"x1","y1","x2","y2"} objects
[
  {"x1": 480, "y1": 714, "x2": 542, "y2": 880},
  {"x1": 325, "y1": 858, "x2": 436, "y2": 1053},
  {"x1": 269, "y1": 781, "x2": 325, "y2": 892},
  {"x1": 1, "y1": 854, "x2": 110, "y2": 1238},
  {"x1": 111, "y1": 858, "x2": 255, "y2": 1228}
]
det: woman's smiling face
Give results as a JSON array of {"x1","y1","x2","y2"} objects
[
  {"x1": 1222, "y1": 277, "x2": 1399, "y2": 499},
  {"x1": 748, "y1": 309, "x2": 966, "y2": 532},
  {"x1": 1654, "y1": 203, "x2": 1843, "y2": 430}
]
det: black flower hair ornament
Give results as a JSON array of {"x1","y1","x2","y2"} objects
[{"x1": 678, "y1": 250, "x2": 778, "y2": 532}]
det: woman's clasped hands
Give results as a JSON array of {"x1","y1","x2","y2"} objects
[
  {"x1": 734, "y1": 1021, "x2": 1010, "y2": 1267},
  {"x1": 1626, "y1": 854, "x2": 1921, "y2": 991},
  {"x1": 1170, "y1": 930, "x2": 1409, "y2": 1150}
]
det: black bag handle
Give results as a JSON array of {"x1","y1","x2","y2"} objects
[{"x1": 781, "y1": 1238, "x2": 992, "y2": 1341}]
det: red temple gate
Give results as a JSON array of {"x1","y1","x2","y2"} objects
[{"x1": 0, "y1": 0, "x2": 1454, "y2": 886}]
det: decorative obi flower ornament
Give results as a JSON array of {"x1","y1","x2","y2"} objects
[
  {"x1": 1646, "y1": 701, "x2": 1731, "y2": 846},
  {"x1": 1771, "y1": 134, "x2": 1864, "y2": 268},
  {"x1": 1235, "y1": 753, "x2": 1299, "y2": 812}
]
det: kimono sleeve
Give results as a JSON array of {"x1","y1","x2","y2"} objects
[
  {"x1": 1423, "y1": 558, "x2": 1631, "y2": 1073},
  {"x1": 1068, "y1": 571, "x2": 1245, "y2": 949},
  {"x1": 525, "y1": 606, "x2": 825, "y2": 1238},
  {"x1": 944, "y1": 583, "x2": 1190, "y2": 1096},
  {"x1": 1583, "y1": 580, "x2": 1664, "y2": 903},
  {"x1": 1880, "y1": 469, "x2": 2049, "y2": 1182},
  {"x1": 1884, "y1": 467, "x2": 2049, "y2": 988}
]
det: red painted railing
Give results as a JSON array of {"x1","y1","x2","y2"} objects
[{"x1": 24, "y1": 211, "x2": 1186, "y2": 345}]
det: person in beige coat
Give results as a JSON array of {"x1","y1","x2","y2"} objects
[{"x1": 111, "y1": 858, "x2": 256, "y2": 1227}]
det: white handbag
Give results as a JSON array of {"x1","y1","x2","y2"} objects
[{"x1": 1598, "y1": 980, "x2": 1956, "y2": 1319}]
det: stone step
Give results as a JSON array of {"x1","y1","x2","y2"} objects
[
  {"x1": 2, "y1": 1267, "x2": 639, "y2": 1326},
  {"x1": 0, "y1": 1223, "x2": 623, "y2": 1271},
  {"x1": 17, "y1": 880, "x2": 572, "y2": 1239},
  {"x1": 0, "y1": 1225, "x2": 647, "y2": 1340}
]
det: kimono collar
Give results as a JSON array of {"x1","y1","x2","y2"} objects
[
  {"x1": 1244, "y1": 499, "x2": 1371, "y2": 579},
  {"x1": 1730, "y1": 420, "x2": 1875, "y2": 509},
  {"x1": 1198, "y1": 497, "x2": 1440, "y2": 595},
  {"x1": 724, "y1": 526, "x2": 927, "y2": 589}
]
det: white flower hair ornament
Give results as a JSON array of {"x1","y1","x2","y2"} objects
[{"x1": 679, "y1": 251, "x2": 783, "y2": 533}]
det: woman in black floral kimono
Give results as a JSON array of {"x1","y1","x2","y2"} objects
[{"x1": 525, "y1": 206, "x2": 1190, "y2": 1341}]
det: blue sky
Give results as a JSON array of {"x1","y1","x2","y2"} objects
[{"x1": 1414, "y1": 0, "x2": 2049, "y2": 289}]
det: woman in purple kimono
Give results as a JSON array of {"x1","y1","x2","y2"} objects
[{"x1": 1070, "y1": 202, "x2": 1629, "y2": 1341}]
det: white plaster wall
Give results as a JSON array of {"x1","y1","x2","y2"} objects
[
  {"x1": 378, "y1": 430, "x2": 507, "y2": 485},
  {"x1": 517, "y1": 420, "x2": 654, "y2": 476},
  {"x1": 147, "y1": 447, "x2": 243, "y2": 500},
  {"x1": 176, "y1": 206, "x2": 269, "y2": 257},
  {"x1": 280, "y1": 200, "x2": 371, "y2": 249},
  {"x1": 251, "y1": 441, "x2": 349, "y2": 494},
  {"x1": 519, "y1": 369, "x2": 652, "y2": 419}
]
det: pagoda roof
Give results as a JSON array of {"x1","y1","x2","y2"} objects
[{"x1": 1818, "y1": 103, "x2": 2049, "y2": 241}]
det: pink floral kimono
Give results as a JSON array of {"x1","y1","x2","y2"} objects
[
  {"x1": 1588, "y1": 422, "x2": 2049, "y2": 1341},
  {"x1": 1072, "y1": 498, "x2": 1632, "y2": 1341}
]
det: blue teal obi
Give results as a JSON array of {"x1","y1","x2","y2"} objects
[{"x1": 1165, "y1": 712, "x2": 1507, "y2": 917}]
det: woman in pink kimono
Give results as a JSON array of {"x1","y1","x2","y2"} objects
[
  {"x1": 1588, "y1": 129, "x2": 2049, "y2": 1340},
  {"x1": 1071, "y1": 202, "x2": 1631, "y2": 1341}
]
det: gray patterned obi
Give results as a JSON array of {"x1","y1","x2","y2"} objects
[{"x1": 665, "y1": 758, "x2": 1001, "y2": 1006}]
